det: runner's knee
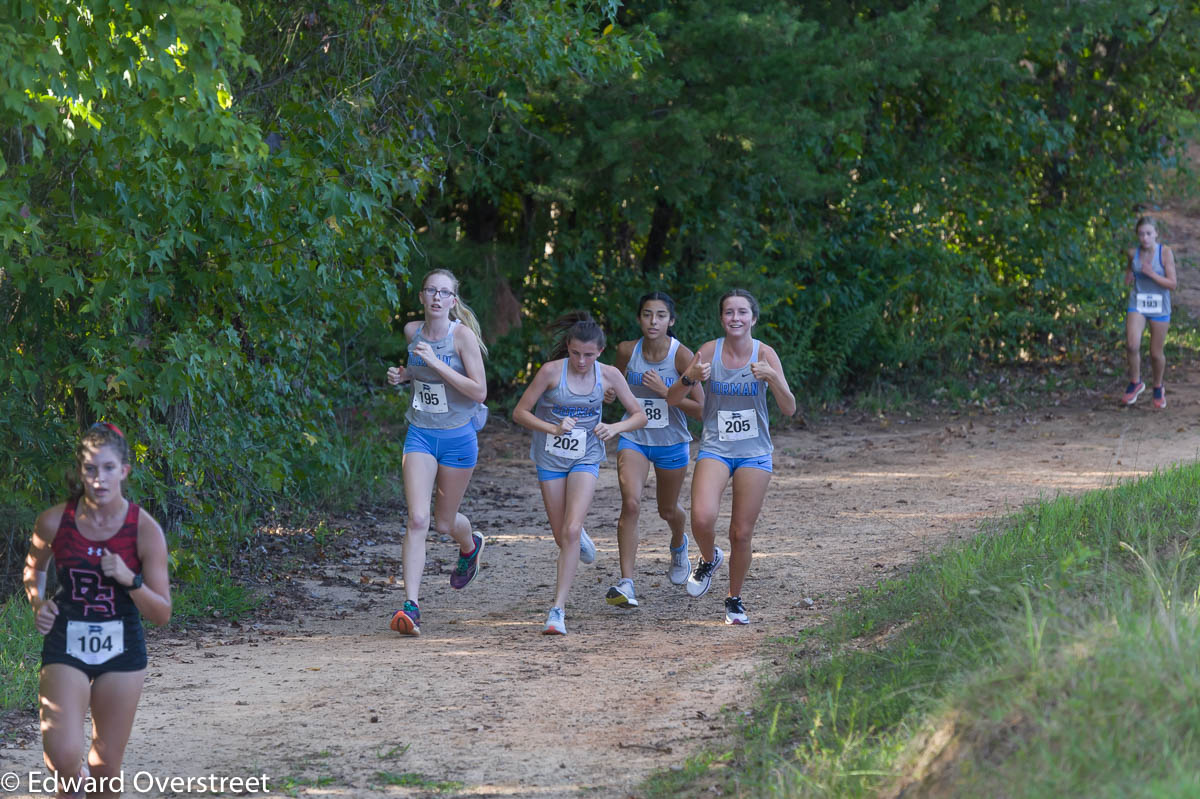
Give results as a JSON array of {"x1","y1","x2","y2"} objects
[
  {"x1": 691, "y1": 507, "x2": 718, "y2": 533},
  {"x1": 657, "y1": 501, "x2": 684, "y2": 525},
  {"x1": 561, "y1": 522, "x2": 583, "y2": 544},
  {"x1": 42, "y1": 738, "x2": 84, "y2": 779},
  {"x1": 728, "y1": 524, "x2": 754, "y2": 547},
  {"x1": 407, "y1": 508, "x2": 430, "y2": 532}
]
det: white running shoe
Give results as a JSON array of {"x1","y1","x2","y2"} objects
[
  {"x1": 668, "y1": 536, "x2": 690, "y2": 585},
  {"x1": 724, "y1": 596, "x2": 749, "y2": 625},
  {"x1": 543, "y1": 606, "x2": 567, "y2": 635},
  {"x1": 686, "y1": 546, "x2": 724, "y2": 597},
  {"x1": 605, "y1": 578, "x2": 639, "y2": 609},
  {"x1": 579, "y1": 527, "x2": 597, "y2": 565}
]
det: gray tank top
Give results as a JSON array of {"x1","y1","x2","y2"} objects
[
  {"x1": 1129, "y1": 244, "x2": 1171, "y2": 317},
  {"x1": 530, "y1": 361, "x2": 606, "y2": 470},
  {"x1": 699, "y1": 338, "x2": 772, "y2": 458},
  {"x1": 620, "y1": 337, "x2": 691, "y2": 447},
  {"x1": 405, "y1": 321, "x2": 478, "y2": 430}
]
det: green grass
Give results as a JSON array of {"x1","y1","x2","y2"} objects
[
  {"x1": 0, "y1": 594, "x2": 40, "y2": 712},
  {"x1": 374, "y1": 771, "x2": 464, "y2": 792},
  {"x1": 649, "y1": 462, "x2": 1200, "y2": 798},
  {"x1": 169, "y1": 571, "x2": 262, "y2": 627}
]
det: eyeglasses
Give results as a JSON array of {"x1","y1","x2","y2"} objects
[{"x1": 422, "y1": 287, "x2": 456, "y2": 299}]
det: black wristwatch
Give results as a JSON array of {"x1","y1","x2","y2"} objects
[
  {"x1": 128, "y1": 573, "x2": 144, "y2": 591},
  {"x1": 680, "y1": 374, "x2": 697, "y2": 386}
]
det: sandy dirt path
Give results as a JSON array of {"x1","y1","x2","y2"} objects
[{"x1": 4, "y1": 375, "x2": 1200, "y2": 799}]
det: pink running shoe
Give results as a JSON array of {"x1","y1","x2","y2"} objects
[
  {"x1": 1123, "y1": 382, "x2": 1145, "y2": 406},
  {"x1": 1153, "y1": 385, "x2": 1166, "y2": 409}
]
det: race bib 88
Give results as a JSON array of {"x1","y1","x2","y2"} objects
[{"x1": 641, "y1": 398, "x2": 669, "y2": 429}]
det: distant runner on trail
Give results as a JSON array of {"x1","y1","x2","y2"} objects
[
  {"x1": 512, "y1": 311, "x2": 647, "y2": 635},
  {"x1": 667, "y1": 289, "x2": 796, "y2": 626},
  {"x1": 1123, "y1": 216, "x2": 1177, "y2": 409},
  {"x1": 24, "y1": 422, "x2": 172, "y2": 799},
  {"x1": 602, "y1": 292, "x2": 704, "y2": 610},
  {"x1": 386, "y1": 268, "x2": 489, "y2": 636}
]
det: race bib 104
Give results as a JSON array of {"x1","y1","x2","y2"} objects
[
  {"x1": 545, "y1": 427, "x2": 587, "y2": 460},
  {"x1": 642, "y1": 398, "x2": 669, "y2": 429},
  {"x1": 412, "y1": 381, "x2": 449, "y2": 413},
  {"x1": 717, "y1": 410, "x2": 758, "y2": 442},
  {"x1": 1136, "y1": 292, "x2": 1164, "y2": 315},
  {"x1": 66, "y1": 619, "x2": 124, "y2": 665}
]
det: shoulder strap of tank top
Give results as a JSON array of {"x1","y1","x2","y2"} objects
[
  {"x1": 667, "y1": 337, "x2": 680, "y2": 362},
  {"x1": 123, "y1": 501, "x2": 140, "y2": 533},
  {"x1": 59, "y1": 498, "x2": 78, "y2": 532},
  {"x1": 593, "y1": 361, "x2": 603, "y2": 396},
  {"x1": 751, "y1": 339, "x2": 761, "y2": 363},
  {"x1": 555, "y1": 359, "x2": 568, "y2": 393},
  {"x1": 714, "y1": 337, "x2": 724, "y2": 368},
  {"x1": 632, "y1": 338, "x2": 643, "y2": 363}
]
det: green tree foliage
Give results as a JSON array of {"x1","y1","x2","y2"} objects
[
  {"x1": 421, "y1": 0, "x2": 1199, "y2": 389},
  {"x1": 0, "y1": 0, "x2": 640, "y2": 581},
  {"x1": 4, "y1": 0, "x2": 1198, "y2": 585}
]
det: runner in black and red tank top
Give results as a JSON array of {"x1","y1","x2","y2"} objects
[
  {"x1": 50, "y1": 498, "x2": 143, "y2": 622},
  {"x1": 24, "y1": 423, "x2": 171, "y2": 798}
]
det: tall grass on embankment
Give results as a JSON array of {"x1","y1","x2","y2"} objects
[{"x1": 650, "y1": 462, "x2": 1200, "y2": 797}]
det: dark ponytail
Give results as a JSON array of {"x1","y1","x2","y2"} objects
[{"x1": 547, "y1": 311, "x2": 607, "y2": 360}]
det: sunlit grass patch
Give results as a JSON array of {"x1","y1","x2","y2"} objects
[{"x1": 647, "y1": 462, "x2": 1200, "y2": 798}]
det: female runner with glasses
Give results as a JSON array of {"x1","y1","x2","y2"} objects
[{"x1": 385, "y1": 269, "x2": 489, "y2": 635}]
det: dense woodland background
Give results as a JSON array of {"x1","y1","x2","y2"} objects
[{"x1": 3, "y1": 0, "x2": 1199, "y2": 591}]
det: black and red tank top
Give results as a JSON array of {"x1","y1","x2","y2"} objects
[{"x1": 51, "y1": 499, "x2": 142, "y2": 620}]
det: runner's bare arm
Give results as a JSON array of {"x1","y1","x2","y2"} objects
[
  {"x1": 594, "y1": 365, "x2": 648, "y2": 440},
  {"x1": 512, "y1": 362, "x2": 573, "y2": 435},
  {"x1": 751, "y1": 344, "x2": 797, "y2": 417},
  {"x1": 444, "y1": 324, "x2": 488, "y2": 403},
  {"x1": 128, "y1": 512, "x2": 172, "y2": 626},
  {"x1": 671, "y1": 343, "x2": 705, "y2": 420},
  {"x1": 604, "y1": 340, "x2": 636, "y2": 403},
  {"x1": 667, "y1": 340, "x2": 715, "y2": 407},
  {"x1": 24, "y1": 506, "x2": 63, "y2": 634},
  {"x1": 386, "y1": 320, "x2": 425, "y2": 385}
]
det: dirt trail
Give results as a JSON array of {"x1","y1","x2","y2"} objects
[{"x1": 5, "y1": 252, "x2": 1200, "y2": 799}]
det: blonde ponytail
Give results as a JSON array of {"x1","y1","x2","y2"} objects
[{"x1": 451, "y1": 298, "x2": 489, "y2": 358}]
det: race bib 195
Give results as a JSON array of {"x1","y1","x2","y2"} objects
[
  {"x1": 412, "y1": 381, "x2": 449, "y2": 413},
  {"x1": 717, "y1": 410, "x2": 758, "y2": 442},
  {"x1": 641, "y1": 398, "x2": 669, "y2": 429},
  {"x1": 545, "y1": 427, "x2": 587, "y2": 459},
  {"x1": 66, "y1": 619, "x2": 124, "y2": 665}
]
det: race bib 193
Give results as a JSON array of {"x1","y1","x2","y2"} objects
[
  {"x1": 717, "y1": 409, "x2": 758, "y2": 442},
  {"x1": 545, "y1": 427, "x2": 587, "y2": 460},
  {"x1": 641, "y1": 398, "x2": 669, "y2": 429},
  {"x1": 66, "y1": 619, "x2": 124, "y2": 665},
  {"x1": 412, "y1": 381, "x2": 449, "y2": 413},
  {"x1": 1136, "y1": 292, "x2": 1164, "y2": 315}
]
